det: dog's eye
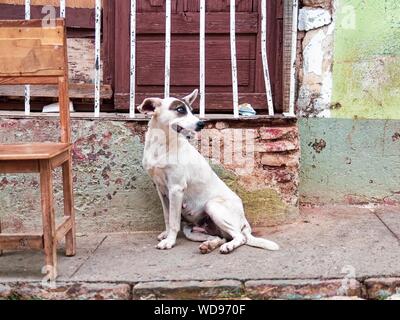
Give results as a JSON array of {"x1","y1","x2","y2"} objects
[{"x1": 176, "y1": 106, "x2": 187, "y2": 114}]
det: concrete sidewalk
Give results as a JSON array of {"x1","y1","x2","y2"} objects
[{"x1": 0, "y1": 205, "x2": 400, "y2": 300}]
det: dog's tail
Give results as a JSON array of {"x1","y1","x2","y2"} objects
[{"x1": 243, "y1": 226, "x2": 279, "y2": 251}]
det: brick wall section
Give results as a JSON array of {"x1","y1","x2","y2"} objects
[{"x1": 0, "y1": 115, "x2": 299, "y2": 233}]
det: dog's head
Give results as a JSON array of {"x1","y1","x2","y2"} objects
[{"x1": 138, "y1": 89, "x2": 205, "y2": 139}]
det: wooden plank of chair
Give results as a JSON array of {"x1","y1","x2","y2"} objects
[
  {"x1": 0, "y1": 143, "x2": 71, "y2": 160},
  {"x1": 0, "y1": 39, "x2": 65, "y2": 77},
  {"x1": 55, "y1": 216, "x2": 73, "y2": 242},
  {"x1": 0, "y1": 234, "x2": 44, "y2": 250},
  {"x1": 0, "y1": 19, "x2": 64, "y2": 28},
  {"x1": 0, "y1": 159, "x2": 40, "y2": 173}
]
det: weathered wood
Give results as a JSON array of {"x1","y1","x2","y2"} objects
[
  {"x1": 0, "y1": 5, "x2": 96, "y2": 29},
  {"x1": 137, "y1": 59, "x2": 252, "y2": 86},
  {"x1": 0, "y1": 143, "x2": 71, "y2": 160},
  {"x1": 0, "y1": 20, "x2": 75, "y2": 279},
  {"x1": 103, "y1": 0, "x2": 115, "y2": 87},
  {"x1": 0, "y1": 234, "x2": 44, "y2": 250},
  {"x1": 0, "y1": 83, "x2": 113, "y2": 99},
  {"x1": 55, "y1": 216, "x2": 73, "y2": 242},
  {"x1": 50, "y1": 149, "x2": 69, "y2": 169},
  {"x1": 113, "y1": 1, "x2": 283, "y2": 113},
  {"x1": 0, "y1": 0, "x2": 95, "y2": 8},
  {"x1": 67, "y1": 38, "x2": 104, "y2": 84},
  {"x1": 261, "y1": 0, "x2": 274, "y2": 115},
  {"x1": 0, "y1": 219, "x2": 2, "y2": 255},
  {"x1": 0, "y1": 159, "x2": 40, "y2": 173},
  {"x1": 116, "y1": 92, "x2": 275, "y2": 111},
  {"x1": 62, "y1": 159, "x2": 75, "y2": 256},
  {"x1": 230, "y1": 0, "x2": 239, "y2": 118},
  {"x1": 129, "y1": 0, "x2": 137, "y2": 118},
  {"x1": 164, "y1": 0, "x2": 171, "y2": 98},
  {"x1": 39, "y1": 159, "x2": 57, "y2": 280},
  {"x1": 199, "y1": 0, "x2": 206, "y2": 118},
  {"x1": 283, "y1": 0, "x2": 295, "y2": 114},
  {"x1": 94, "y1": 0, "x2": 101, "y2": 117},
  {"x1": 0, "y1": 76, "x2": 59, "y2": 85},
  {"x1": 0, "y1": 22, "x2": 65, "y2": 77},
  {"x1": 135, "y1": 12, "x2": 258, "y2": 33}
]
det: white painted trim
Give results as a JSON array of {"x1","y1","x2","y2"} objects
[
  {"x1": 199, "y1": 0, "x2": 206, "y2": 118},
  {"x1": 261, "y1": 0, "x2": 274, "y2": 116},
  {"x1": 230, "y1": 0, "x2": 239, "y2": 118},
  {"x1": 60, "y1": 0, "x2": 66, "y2": 18},
  {"x1": 287, "y1": 0, "x2": 298, "y2": 117},
  {"x1": 94, "y1": 0, "x2": 101, "y2": 117},
  {"x1": 24, "y1": 0, "x2": 30, "y2": 116},
  {"x1": 164, "y1": 0, "x2": 171, "y2": 98},
  {"x1": 129, "y1": 0, "x2": 136, "y2": 118}
]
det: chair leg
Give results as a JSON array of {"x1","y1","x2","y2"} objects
[
  {"x1": 40, "y1": 160, "x2": 57, "y2": 280},
  {"x1": 0, "y1": 218, "x2": 3, "y2": 256},
  {"x1": 62, "y1": 157, "x2": 76, "y2": 257}
]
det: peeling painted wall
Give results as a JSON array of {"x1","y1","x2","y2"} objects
[
  {"x1": 298, "y1": 0, "x2": 400, "y2": 205},
  {"x1": 300, "y1": 118, "x2": 400, "y2": 205},
  {"x1": 0, "y1": 117, "x2": 299, "y2": 233},
  {"x1": 331, "y1": 0, "x2": 400, "y2": 119}
]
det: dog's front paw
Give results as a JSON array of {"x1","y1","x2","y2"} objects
[
  {"x1": 156, "y1": 238, "x2": 176, "y2": 250},
  {"x1": 157, "y1": 230, "x2": 169, "y2": 241},
  {"x1": 220, "y1": 242, "x2": 235, "y2": 254}
]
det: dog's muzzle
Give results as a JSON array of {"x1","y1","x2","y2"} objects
[{"x1": 195, "y1": 121, "x2": 205, "y2": 132}]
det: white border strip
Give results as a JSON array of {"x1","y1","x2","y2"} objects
[
  {"x1": 230, "y1": 0, "x2": 239, "y2": 118},
  {"x1": 129, "y1": 0, "x2": 136, "y2": 118},
  {"x1": 286, "y1": 0, "x2": 298, "y2": 117},
  {"x1": 164, "y1": 0, "x2": 171, "y2": 98},
  {"x1": 94, "y1": 0, "x2": 101, "y2": 117},
  {"x1": 24, "y1": 0, "x2": 30, "y2": 116},
  {"x1": 261, "y1": 0, "x2": 274, "y2": 116},
  {"x1": 60, "y1": 0, "x2": 66, "y2": 18},
  {"x1": 199, "y1": 0, "x2": 206, "y2": 118}
]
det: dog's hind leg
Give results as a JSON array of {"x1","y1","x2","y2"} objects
[
  {"x1": 182, "y1": 224, "x2": 210, "y2": 242},
  {"x1": 182, "y1": 224, "x2": 226, "y2": 254},
  {"x1": 205, "y1": 199, "x2": 246, "y2": 254},
  {"x1": 199, "y1": 237, "x2": 227, "y2": 254}
]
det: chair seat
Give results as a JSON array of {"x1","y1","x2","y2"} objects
[{"x1": 0, "y1": 143, "x2": 71, "y2": 161}]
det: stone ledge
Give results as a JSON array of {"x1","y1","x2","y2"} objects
[
  {"x1": 244, "y1": 279, "x2": 362, "y2": 300},
  {"x1": 365, "y1": 278, "x2": 400, "y2": 300},
  {"x1": 1, "y1": 277, "x2": 400, "y2": 300},
  {"x1": 133, "y1": 280, "x2": 243, "y2": 300},
  {"x1": 0, "y1": 282, "x2": 131, "y2": 300}
]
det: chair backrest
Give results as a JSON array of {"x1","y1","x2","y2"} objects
[{"x1": 0, "y1": 19, "x2": 71, "y2": 143}]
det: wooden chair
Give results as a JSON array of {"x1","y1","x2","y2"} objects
[{"x1": 0, "y1": 19, "x2": 76, "y2": 280}]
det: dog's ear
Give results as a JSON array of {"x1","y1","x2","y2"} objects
[
  {"x1": 137, "y1": 98, "x2": 162, "y2": 115},
  {"x1": 182, "y1": 89, "x2": 199, "y2": 106}
]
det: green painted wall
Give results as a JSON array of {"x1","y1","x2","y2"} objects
[
  {"x1": 300, "y1": 0, "x2": 400, "y2": 205},
  {"x1": 332, "y1": 0, "x2": 400, "y2": 119},
  {"x1": 300, "y1": 118, "x2": 400, "y2": 205}
]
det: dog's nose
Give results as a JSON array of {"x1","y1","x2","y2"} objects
[{"x1": 195, "y1": 121, "x2": 205, "y2": 132}]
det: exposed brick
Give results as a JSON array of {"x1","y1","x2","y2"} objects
[
  {"x1": 261, "y1": 153, "x2": 299, "y2": 167},
  {"x1": 365, "y1": 278, "x2": 400, "y2": 300},
  {"x1": 264, "y1": 141, "x2": 299, "y2": 152},
  {"x1": 133, "y1": 280, "x2": 243, "y2": 300},
  {"x1": 259, "y1": 126, "x2": 298, "y2": 140},
  {"x1": 245, "y1": 279, "x2": 361, "y2": 300},
  {"x1": 301, "y1": 0, "x2": 332, "y2": 9}
]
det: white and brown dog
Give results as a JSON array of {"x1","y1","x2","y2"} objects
[{"x1": 138, "y1": 90, "x2": 279, "y2": 254}]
